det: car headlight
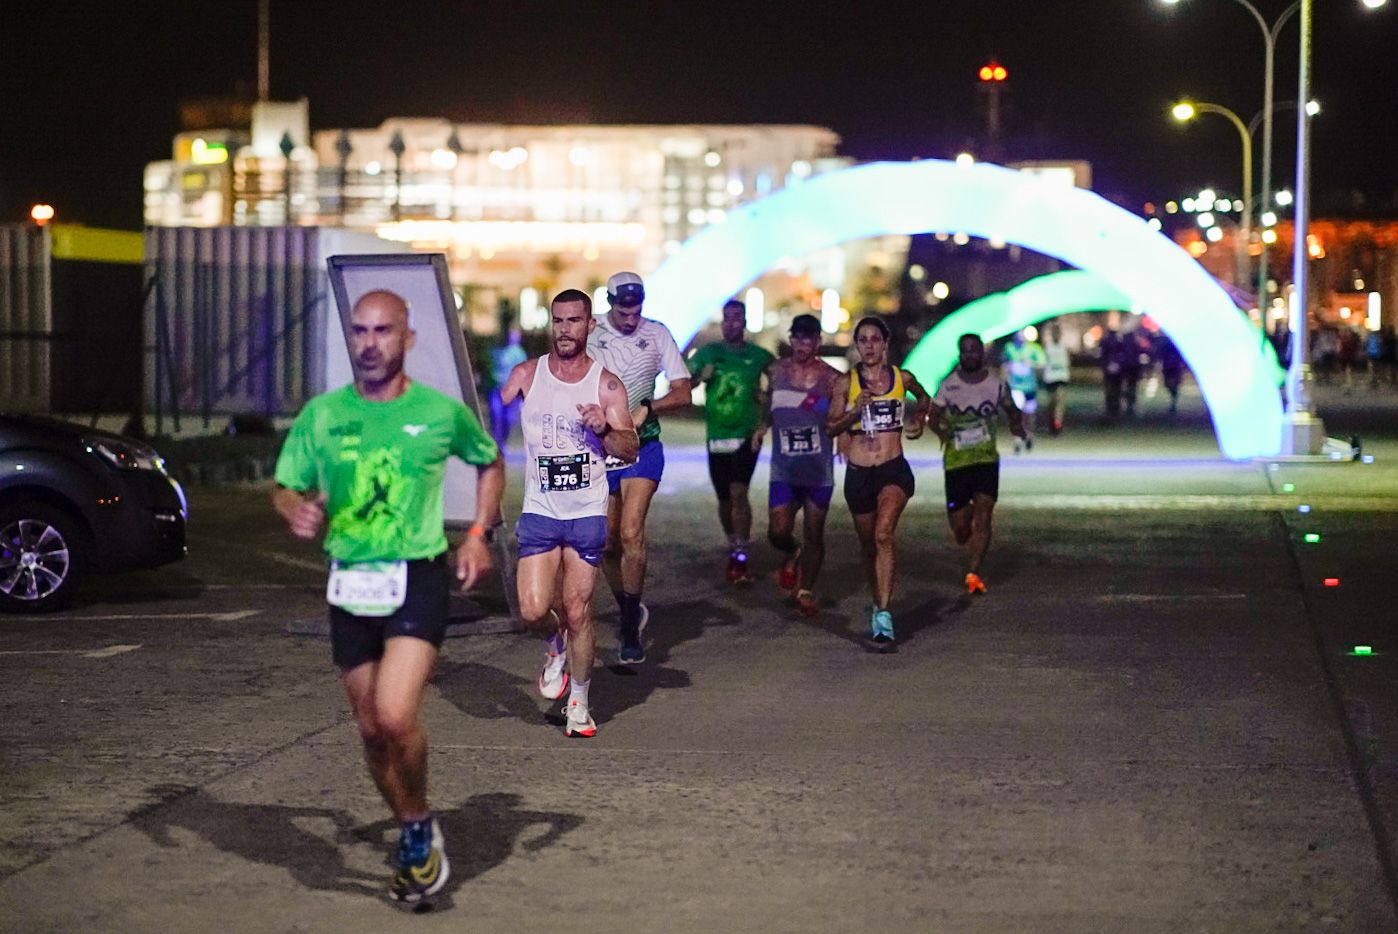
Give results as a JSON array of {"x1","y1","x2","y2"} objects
[{"x1": 85, "y1": 438, "x2": 167, "y2": 472}]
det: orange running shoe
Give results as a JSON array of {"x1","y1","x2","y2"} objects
[
  {"x1": 777, "y1": 552, "x2": 800, "y2": 592},
  {"x1": 965, "y1": 572, "x2": 987, "y2": 595}
]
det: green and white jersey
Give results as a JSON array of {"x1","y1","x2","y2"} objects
[
  {"x1": 274, "y1": 382, "x2": 498, "y2": 563},
  {"x1": 933, "y1": 370, "x2": 1009, "y2": 472},
  {"x1": 688, "y1": 341, "x2": 775, "y2": 447}
]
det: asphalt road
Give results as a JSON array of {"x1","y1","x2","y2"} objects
[{"x1": 2, "y1": 382, "x2": 1397, "y2": 932}]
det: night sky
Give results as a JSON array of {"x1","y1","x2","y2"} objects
[{"x1": 3, "y1": 0, "x2": 1395, "y2": 230}]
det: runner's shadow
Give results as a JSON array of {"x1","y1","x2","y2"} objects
[
  {"x1": 355, "y1": 792, "x2": 583, "y2": 887},
  {"x1": 585, "y1": 597, "x2": 740, "y2": 724},
  {"x1": 128, "y1": 784, "x2": 383, "y2": 897},
  {"x1": 130, "y1": 786, "x2": 583, "y2": 907},
  {"x1": 433, "y1": 660, "x2": 540, "y2": 724}
]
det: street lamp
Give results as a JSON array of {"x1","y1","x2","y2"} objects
[
  {"x1": 1158, "y1": 0, "x2": 1389, "y2": 453},
  {"x1": 1172, "y1": 99, "x2": 1252, "y2": 290},
  {"x1": 1158, "y1": 0, "x2": 1299, "y2": 321}
]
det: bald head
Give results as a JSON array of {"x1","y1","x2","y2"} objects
[
  {"x1": 353, "y1": 290, "x2": 411, "y2": 327},
  {"x1": 349, "y1": 289, "x2": 415, "y2": 389}
]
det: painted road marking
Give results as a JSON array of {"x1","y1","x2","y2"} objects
[
  {"x1": 1, "y1": 610, "x2": 260, "y2": 623},
  {"x1": 0, "y1": 644, "x2": 142, "y2": 658}
]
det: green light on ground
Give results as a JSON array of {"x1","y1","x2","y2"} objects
[
  {"x1": 1304, "y1": 533, "x2": 1321, "y2": 543},
  {"x1": 1282, "y1": 483, "x2": 1296, "y2": 492},
  {"x1": 1352, "y1": 646, "x2": 1374, "y2": 656}
]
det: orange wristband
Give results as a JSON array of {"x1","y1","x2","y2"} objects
[{"x1": 467, "y1": 524, "x2": 487, "y2": 538}]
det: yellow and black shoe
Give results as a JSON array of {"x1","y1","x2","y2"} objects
[{"x1": 390, "y1": 817, "x2": 450, "y2": 904}]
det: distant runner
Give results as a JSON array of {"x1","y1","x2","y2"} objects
[
  {"x1": 1041, "y1": 322, "x2": 1071, "y2": 435},
  {"x1": 1002, "y1": 329, "x2": 1045, "y2": 452},
  {"x1": 766, "y1": 314, "x2": 840, "y2": 617},
  {"x1": 498, "y1": 289, "x2": 638, "y2": 738},
  {"x1": 926, "y1": 333, "x2": 1027, "y2": 596},
  {"x1": 272, "y1": 289, "x2": 503, "y2": 904},
  {"x1": 589, "y1": 271, "x2": 693, "y2": 663},
  {"x1": 827, "y1": 317, "x2": 931, "y2": 651},
  {"x1": 688, "y1": 299, "x2": 775, "y2": 584}
]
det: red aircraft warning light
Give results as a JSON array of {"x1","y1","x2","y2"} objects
[{"x1": 980, "y1": 63, "x2": 1008, "y2": 82}]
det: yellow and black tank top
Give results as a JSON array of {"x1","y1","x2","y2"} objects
[{"x1": 848, "y1": 365, "x2": 906, "y2": 433}]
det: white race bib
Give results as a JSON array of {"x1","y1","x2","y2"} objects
[
  {"x1": 537, "y1": 453, "x2": 592, "y2": 492},
  {"x1": 778, "y1": 426, "x2": 820, "y2": 456},
  {"x1": 953, "y1": 424, "x2": 990, "y2": 450},
  {"x1": 327, "y1": 560, "x2": 408, "y2": 617},
  {"x1": 707, "y1": 437, "x2": 745, "y2": 454}
]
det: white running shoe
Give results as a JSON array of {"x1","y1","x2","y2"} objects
[
  {"x1": 537, "y1": 647, "x2": 569, "y2": 701},
  {"x1": 564, "y1": 699, "x2": 596, "y2": 738}
]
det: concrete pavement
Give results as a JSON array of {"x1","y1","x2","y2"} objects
[{"x1": 2, "y1": 381, "x2": 1396, "y2": 932}]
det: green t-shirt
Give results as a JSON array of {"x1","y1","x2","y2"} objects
[
  {"x1": 274, "y1": 382, "x2": 499, "y2": 563},
  {"x1": 689, "y1": 341, "x2": 775, "y2": 441},
  {"x1": 1003, "y1": 341, "x2": 1047, "y2": 393}
]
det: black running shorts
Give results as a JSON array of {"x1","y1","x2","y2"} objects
[
  {"x1": 842, "y1": 455, "x2": 915, "y2": 515},
  {"x1": 707, "y1": 441, "x2": 761, "y2": 498},
  {"x1": 944, "y1": 461, "x2": 1000, "y2": 513},
  {"x1": 328, "y1": 554, "x2": 450, "y2": 670}
]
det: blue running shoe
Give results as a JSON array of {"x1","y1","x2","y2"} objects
[
  {"x1": 390, "y1": 817, "x2": 450, "y2": 903},
  {"x1": 866, "y1": 609, "x2": 897, "y2": 653}
]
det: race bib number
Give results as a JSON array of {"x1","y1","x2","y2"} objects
[
  {"x1": 327, "y1": 560, "x2": 408, "y2": 617},
  {"x1": 538, "y1": 453, "x2": 591, "y2": 492},
  {"x1": 863, "y1": 399, "x2": 904, "y2": 432},
  {"x1": 778, "y1": 426, "x2": 819, "y2": 456},
  {"x1": 953, "y1": 423, "x2": 990, "y2": 450},
  {"x1": 708, "y1": 437, "x2": 745, "y2": 454}
]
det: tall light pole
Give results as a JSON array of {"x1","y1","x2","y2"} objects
[
  {"x1": 1159, "y1": 0, "x2": 1298, "y2": 317},
  {"x1": 1171, "y1": 100, "x2": 1252, "y2": 290},
  {"x1": 1159, "y1": 0, "x2": 1389, "y2": 455}
]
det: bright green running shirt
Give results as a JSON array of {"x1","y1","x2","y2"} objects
[
  {"x1": 688, "y1": 341, "x2": 775, "y2": 442},
  {"x1": 274, "y1": 382, "x2": 499, "y2": 563}
]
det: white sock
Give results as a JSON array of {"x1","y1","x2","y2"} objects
[{"x1": 569, "y1": 678, "x2": 590, "y2": 707}]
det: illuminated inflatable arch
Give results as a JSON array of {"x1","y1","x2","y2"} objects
[
  {"x1": 902, "y1": 270, "x2": 1133, "y2": 388},
  {"x1": 646, "y1": 160, "x2": 1283, "y2": 459},
  {"x1": 901, "y1": 269, "x2": 1288, "y2": 392}
]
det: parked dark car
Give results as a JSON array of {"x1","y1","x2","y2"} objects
[{"x1": 0, "y1": 414, "x2": 187, "y2": 612}]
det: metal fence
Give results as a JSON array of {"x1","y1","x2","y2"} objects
[
  {"x1": 0, "y1": 224, "x2": 51, "y2": 411},
  {"x1": 144, "y1": 226, "x2": 328, "y2": 429}
]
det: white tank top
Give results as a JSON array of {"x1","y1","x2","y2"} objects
[{"x1": 521, "y1": 356, "x2": 609, "y2": 520}]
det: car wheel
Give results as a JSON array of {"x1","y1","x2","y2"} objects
[{"x1": 0, "y1": 500, "x2": 87, "y2": 613}]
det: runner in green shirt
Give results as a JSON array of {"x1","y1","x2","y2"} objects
[
  {"x1": 272, "y1": 289, "x2": 503, "y2": 905},
  {"x1": 927, "y1": 333, "x2": 1026, "y2": 597},
  {"x1": 688, "y1": 299, "x2": 775, "y2": 584}
]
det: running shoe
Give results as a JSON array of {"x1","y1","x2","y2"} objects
[
  {"x1": 390, "y1": 817, "x2": 450, "y2": 903},
  {"x1": 796, "y1": 588, "x2": 818, "y2": 617},
  {"x1": 965, "y1": 572, "x2": 987, "y2": 595},
  {"x1": 619, "y1": 604, "x2": 648, "y2": 665},
  {"x1": 777, "y1": 552, "x2": 800, "y2": 592},
  {"x1": 725, "y1": 553, "x2": 743, "y2": 583},
  {"x1": 565, "y1": 698, "x2": 597, "y2": 737},
  {"x1": 866, "y1": 609, "x2": 897, "y2": 653},
  {"x1": 537, "y1": 643, "x2": 569, "y2": 701},
  {"x1": 1025, "y1": 437, "x2": 1034, "y2": 452},
  {"x1": 732, "y1": 552, "x2": 754, "y2": 586}
]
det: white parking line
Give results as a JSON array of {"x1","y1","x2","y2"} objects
[
  {"x1": 0, "y1": 644, "x2": 142, "y2": 658},
  {"x1": 1, "y1": 610, "x2": 260, "y2": 623}
]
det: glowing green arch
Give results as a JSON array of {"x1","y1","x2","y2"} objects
[
  {"x1": 902, "y1": 270, "x2": 1287, "y2": 390},
  {"x1": 646, "y1": 160, "x2": 1283, "y2": 459},
  {"x1": 902, "y1": 270, "x2": 1133, "y2": 388}
]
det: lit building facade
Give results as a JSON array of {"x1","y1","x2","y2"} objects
[{"x1": 143, "y1": 107, "x2": 877, "y2": 336}]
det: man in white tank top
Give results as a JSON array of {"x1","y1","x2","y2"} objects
[{"x1": 498, "y1": 290, "x2": 638, "y2": 737}]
